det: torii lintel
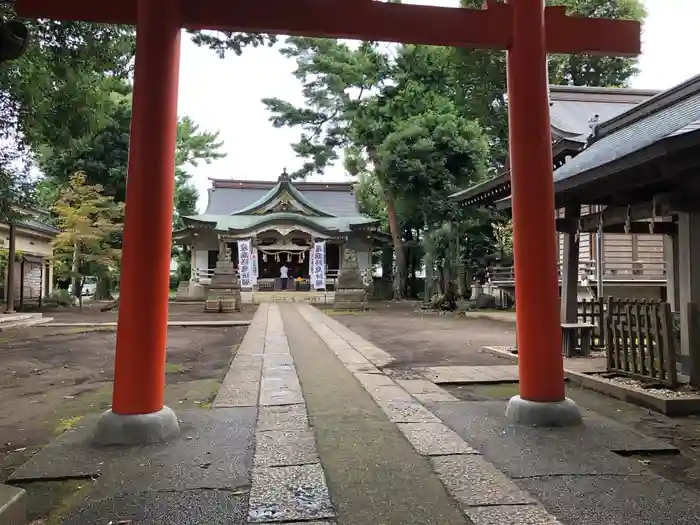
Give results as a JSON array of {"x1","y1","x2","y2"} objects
[{"x1": 16, "y1": 0, "x2": 640, "y2": 56}]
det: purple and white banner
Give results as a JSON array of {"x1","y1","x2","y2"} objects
[
  {"x1": 249, "y1": 242, "x2": 258, "y2": 287},
  {"x1": 312, "y1": 241, "x2": 326, "y2": 290},
  {"x1": 237, "y1": 238, "x2": 252, "y2": 288},
  {"x1": 309, "y1": 243, "x2": 315, "y2": 286}
]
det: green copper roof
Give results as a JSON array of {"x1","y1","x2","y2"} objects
[
  {"x1": 183, "y1": 212, "x2": 378, "y2": 234},
  {"x1": 232, "y1": 174, "x2": 334, "y2": 217}
]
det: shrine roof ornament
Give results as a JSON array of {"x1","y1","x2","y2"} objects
[
  {"x1": 15, "y1": 0, "x2": 640, "y2": 56},
  {"x1": 231, "y1": 169, "x2": 335, "y2": 217}
]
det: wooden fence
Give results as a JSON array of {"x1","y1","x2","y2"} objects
[
  {"x1": 369, "y1": 278, "x2": 393, "y2": 301},
  {"x1": 604, "y1": 297, "x2": 678, "y2": 386},
  {"x1": 578, "y1": 298, "x2": 604, "y2": 347}
]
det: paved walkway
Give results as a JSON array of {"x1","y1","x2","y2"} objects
[
  {"x1": 209, "y1": 304, "x2": 606, "y2": 524},
  {"x1": 11, "y1": 303, "x2": 700, "y2": 524}
]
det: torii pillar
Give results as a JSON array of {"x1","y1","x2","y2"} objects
[
  {"x1": 94, "y1": 0, "x2": 183, "y2": 444},
  {"x1": 15, "y1": 0, "x2": 639, "y2": 441},
  {"x1": 503, "y1": 0, "x2": 578, "y2": 425}
]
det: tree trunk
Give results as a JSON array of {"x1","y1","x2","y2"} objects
[
  {"x1": 95, "y1": 277, "x2": 113, "y2": 300},
  {"x1": 4, "y1": 223, "x2": 16, "y2": 313},
  {"x1": 385, "y1": 194, "x2": 407, "y2": 299},
  {"x1": 70, "y1": 242, "x2": 80, "y2": 299},
  {"x1": 381, "y1": 247, "x2": 393, "y2": 281}
]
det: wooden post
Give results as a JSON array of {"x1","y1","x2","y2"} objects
[
  {"x1": 18, "y1": 256, "x2": 24, "y2": 311},
  {"x1": 38, "y1": 261, "x2": 43, "y2": 309},
  {"x1": 686, "y1": 303, "x2": 700, "y2": 387},
  {"x1": 4, "y1": 223, "x2": 16, "y2": 313},
  {"x1": 560, "y1": 204, "x2": 580, "y2": 325},
  {"x1": 664, "y1": 233, "x2": 680, "y2": 312}
]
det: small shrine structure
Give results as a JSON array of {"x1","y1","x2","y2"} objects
[{"x1": 173, "y1": 170, "x2": 387, "y2": 299}]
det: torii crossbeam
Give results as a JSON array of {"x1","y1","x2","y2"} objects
[{"x1": 15, "y1": 0, "x2": 640, "y2": 441}]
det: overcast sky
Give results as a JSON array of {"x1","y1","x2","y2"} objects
[{"x1": 176, "y1": 0, "x2": 700, "y2": 212}]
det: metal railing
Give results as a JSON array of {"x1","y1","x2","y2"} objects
[
  {"x1": 192, "y1": 267, "x2": 343, "y2": 288},
  {"x1": 487, "y1": 260, "x2": 667, "y2": 285}
]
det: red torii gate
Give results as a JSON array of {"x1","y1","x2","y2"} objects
[{"x1": 15, "y1": 0, "x2": 640, "y2": 441}]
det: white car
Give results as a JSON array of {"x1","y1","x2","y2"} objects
[{"x1": 81, "y1": 277, "x2": 97, "y2": 297}]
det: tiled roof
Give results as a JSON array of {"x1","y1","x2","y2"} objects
[
  {"x1": 554, "y1": 74, "x2": 700, "y2": 184},
  {"x1": 204, "y1": 180, "x2": 361, "y2": 217},
  {"x1": 549, "y1": 85, "x2": 659, "y2": 141},
  {"x1": 450, "y1": 85, "x2": 659, "y2": 206},
  {"x1": 19, "y1": 217, "x2": 59, "y2": 235},
  {"x1": 184, "y1": 213, "x2": 377, "y2": 234}
]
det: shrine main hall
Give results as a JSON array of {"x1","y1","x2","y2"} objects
[{"x1": 173, "y1": 171, "x2": 387, "y2": 300}]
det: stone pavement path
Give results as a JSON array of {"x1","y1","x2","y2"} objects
[
  {"x1": 212, "y1": 303, "x2": 566, "y2": 524},
  {"x1": 422, "y1": 360, "x2": 605, "y2": 384},
  {"x1": 14, "y1": 303, "x2": 693, "y2": 524}
]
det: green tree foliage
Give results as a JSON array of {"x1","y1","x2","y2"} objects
[
  {"x1": 52, "y1": 173, "x2": 124, "y2": 307},
  {"x1": 457, "y1": 0, "x2": 646, "y2": 168},
  {"x1": 262, "y1": 38, "x2": 490, "y2": 297},
  {"x1": 188, "y1": 31, "x2": 276, "y2": 57},
  {"x1": 34, "y1": 97, "x2": 226, "y2": 284},
  {"x1": 174, "y1": 116, "x2": 226, "y2": 228},
  {"x1": 172, "y1": 116, "x2": 226, "y2": 282}
]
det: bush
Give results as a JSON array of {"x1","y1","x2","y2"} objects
[
  {"x1": 169, "y1": 274, "x2": 179, "y2": 291},
  {"x1": 49, "y1": 289, "x2": 73, "y2": 307}
]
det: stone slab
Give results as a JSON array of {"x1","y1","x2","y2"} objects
[
  {"x1": 397, "y1": 379, "x2": 459, "y2": 402},
  {"x1": 263, "y1": 354, "x2": 295, "y2": 367},
  {"x1": 397, "y1": 422, "x2": 478, "y2": 456},
  {"x1": 0, "y1": 483, "x2": 26, "y2": 525},
  {"x1": 248, "y1": 464, "x2": 335, "y2": 523},
  {"x1": 431, "y1": 455, "x2": 536, "y2": 507},
  {"x1": 9, "y1": 408, "x2": 256, "y2": 496},
  {"x1": 354, "y1": 372, "x2": 396, "y2": 390},
  {"x1": 423, "y1": 365, "x2": 519, "y2": 384},
  {"x1": 213, "y1": 381, "x2": 260, "y2": 407},
  {"x1": 259, "y1": 385, "x2": 305, "y2": 406},
  {"x1": 427, "y1": 401, "x2": 676, "y2": 478},
  {"x1": 344, "y1": 362, "x2": 377, "y2": 373},
  {"x1": 61, "y1": 490, "x2": 248, "y2": 525},
  {"x1": 464, "y1": 505, "x2": 563, "y2": 525},
  {"x1": 516, "y1": 474, "x2": 700, "y2": 525},
  {"x1": 254, "y1": 429, "x2": 319, "y2": 467},
  {"x1": 256, "y1": 522, "x2": 333, "y2": 525},
  {"x1": 257, "y1": 404, "x2": 309, "y2": 431},
  {"x1": 374, "y1": 398, "x2": 441, "y2": 423}
]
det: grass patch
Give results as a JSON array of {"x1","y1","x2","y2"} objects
[
  {"x1": 165, "y1": 362, "x2": 189, "y2": 374},
  {"x1": 53, "y1": 416, "x2": 83, "y2": 436},
  {"x1": 21, "y1": 479, "x2": 95, "y2": 525},
  {"x1": 165, "y1": 378, "x2": 222, "y2": 409}
]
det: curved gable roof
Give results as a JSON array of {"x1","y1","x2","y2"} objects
[
  {"x1": 204, "y1": 177, "x2": 362, "y2": 217},
  {"x1": 232, "y1": 176, "x2": 334, "y2": 217}
]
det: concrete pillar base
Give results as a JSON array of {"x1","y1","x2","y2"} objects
[
  {"x1": 506, "y1": 395, "x2": 583, "y2": 427},
  {"x1": 93, "y1": 406, "x2": 180, "y2": 446}
]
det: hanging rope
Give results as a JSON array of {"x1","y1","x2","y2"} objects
[
  {"x1": 649, "y1": 197, "x2": 657, "y2": 235},
  {"x1": 624, "y1": 206, "x2": 631, "y2": 235}
]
